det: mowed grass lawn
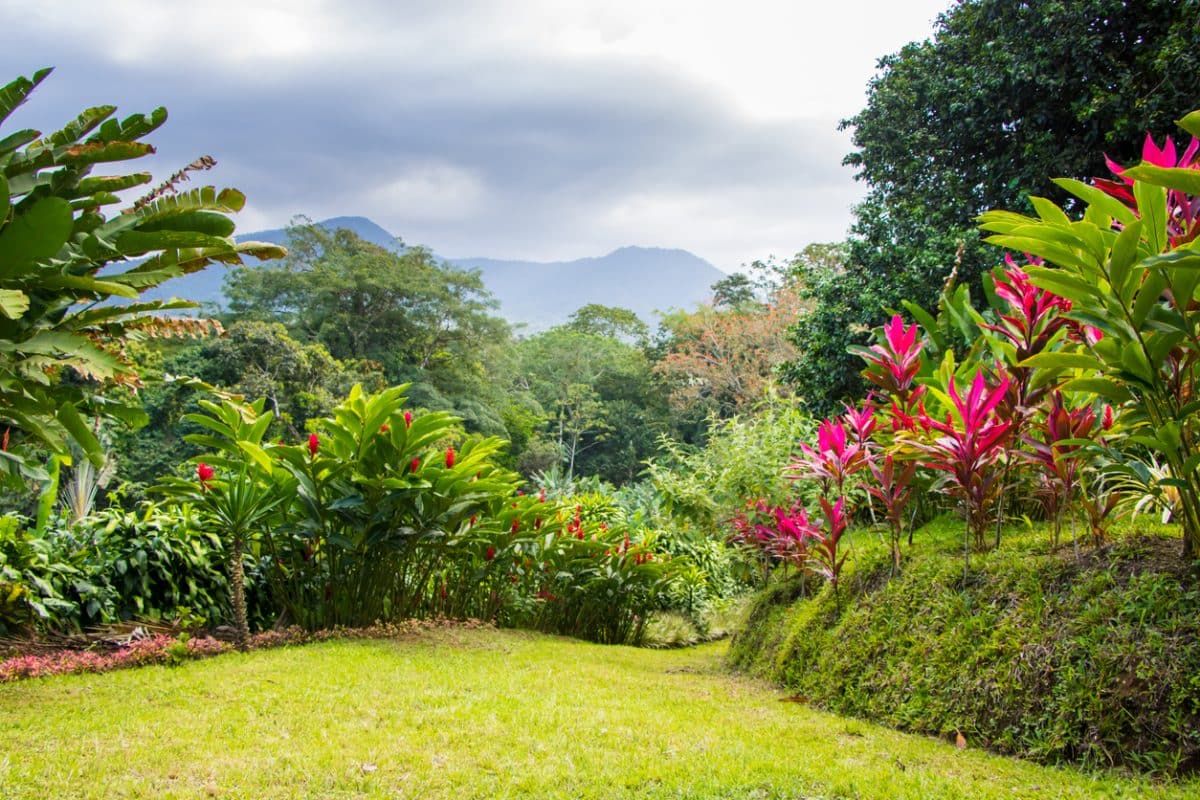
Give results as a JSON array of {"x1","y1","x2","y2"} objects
[{"x1": 2, "y1": 628, "x2": 1196, "y2": 800}]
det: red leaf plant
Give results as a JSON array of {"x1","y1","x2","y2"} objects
[
  {"x1": 909, "y1": 369, "x2": 1013, "y2": 576},
  {"x1": 851, "y1": 314, "x2": 926, "y2": 405},
  {"x1": 1097, "y1": 133, "x2": 1200, "y2": 246},
  {"x1": 978, "y1": 257, "x2": 1074, "y2": 547},
  {"x1": 806, "y1": 496, "x2": 850, "y2": 611},
  {"x1": 864, "y1": 453, "x2": 919, "y2": 575},
  {"x1": 1024, "y1": 391, "x2": 1115, "y2": 552},
  {"x1": 789, "y1": 417, "x2": 870, "y2": 497}
]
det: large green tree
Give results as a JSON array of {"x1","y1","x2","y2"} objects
[
  {"x1": 223, "y1": 223, "x2": 515, "y2": 437},
  {"x1": 785, "y1": 0, "x2": 1198, "y2": 415},
  {"x1": 516, "y1": 327, "x2": 667, "y2": 484}
]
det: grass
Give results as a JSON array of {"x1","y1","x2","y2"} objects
[{"x1": 2, "y1": 627, "x2": 1198, "y2": 799}]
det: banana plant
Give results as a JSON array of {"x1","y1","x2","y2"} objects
[{"x1": 0, "y1": 68, "x2": 285, "y2": 487}]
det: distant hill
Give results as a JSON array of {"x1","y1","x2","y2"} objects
[
  {"x1": 144, "y1": 216, "x2": 725, "y2": 330},
  {"x1": 451, "y1": 246, "x2": 725, "y2": 332}
]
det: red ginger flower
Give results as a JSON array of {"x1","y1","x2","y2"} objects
[
  {"x1": 485, "y1": 546, "x2": 495, "y2": 561},
  {"x1": 445, "y1": 446, "x2": 456, "y2": 468},
  {"x1": 196, "y1": 462, "x2": 214, "y2": 488},
  {"x1": 410, "y1": 457, "x2": 420, "y2": 473},
  {"x1": 403, "y1": 410, "x2": 413, "y2": 427},
  {"x1": 307, "y1": 433, "x2": 319, "y2": 457}
]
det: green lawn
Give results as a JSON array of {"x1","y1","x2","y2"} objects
[{"x1": 1, "y1": 628, "x2": 1195, "y2": 799}]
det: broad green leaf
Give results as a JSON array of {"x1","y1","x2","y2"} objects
[
  {"x1": 1179, "y1": 110, "x2": 1200, "y2": 139},
  {"x1": 1024, "y1": 266, "x2": 1101, "y2": 303},
  {"x1": 0, "y1": 196, "x2": 73, "y2": 275},
  {"x1": 0, "y1": 288, "x2": 28, "y2": 319},
  {"x1": 1052, "y1": 178, "x2": 1137, "y2": 226},
  {"x1": 1132, "y1": 268, "x2": 1168, "y2": 328},
  {"x1": 1062, "y1": 377, "x2": 1133, "y2": 403},
  {"x1": 137, "y1": 210, "x2": 236, "y2": 237},
  {"x1": 1139, "y1": 250, "x2": 1200, "y2": 272},
  {"x1": 1123, "y1": 163, "x2": 1200, "y2": 196},
  {"x1": 1108, "y1": 220, "x2": 1142, "y2": 302},
  {"x1": 38, "y1": 274, "x2": 139, "y2": 299},
  {"x1": 59, "y1": 140, "x2": 154, "y2": 167},
  {"x1": 55, "y1": 403, "x2": 104, "y2": 467},
  {"x1": 1018, "y1": 351, "x2": 1103, "y2": 371},
  {"x1": 1133, "y1": 180, "x2": 1167, "y2": 253}
]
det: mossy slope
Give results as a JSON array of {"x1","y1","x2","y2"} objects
[{"x1": 729, "y1": 516, "x2": 1200, "y2": 775}]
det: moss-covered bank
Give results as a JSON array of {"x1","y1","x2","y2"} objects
[{"x1": 728, "y1": 516, "x2": 1200, "y2": 776}]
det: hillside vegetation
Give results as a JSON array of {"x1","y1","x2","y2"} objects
[{"x1": 730, "y1": 518, "x2": 1200, "y2": 776}]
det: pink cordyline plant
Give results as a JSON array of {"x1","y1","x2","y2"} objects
[
  {"x1": 806, "y1": 496, "x2": 850, "y2": 610},
  {"x1": 864, "y1": 453, "x2": 918, "y2": 575},
  {"x1": 1024, "y1": 392, "x2": 1113, "y2": 553},
  {"x1": 910, "y1": 369, "x2": 1013, "y2": 577},
  {"x1": 851, "y1": 315, "x2": 926, "y2": 404},
  {"x1": 1097, "y1": 133, "x2": 1200, "y2": 246},
  {"x1": 978, "y1": 256, "x2": 1074, "y2": 548},
  {"x1": 730, "y1": 500, "x2": 814, "y2": 586},
  {"x1": 789, "y1": 417, "x2": 869, "y2": 497}
]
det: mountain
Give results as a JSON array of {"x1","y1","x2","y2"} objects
[
  {"x1": 143, "y1": 216, "x2": 725, "y2": 329},
  {"x1": 451, "y1": 247, "x2": 725, "y2": 332}
]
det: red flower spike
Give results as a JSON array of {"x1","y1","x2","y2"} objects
[
  {"x1": 485, "y1": 546, "x2": 495, "y2": 561},
  {"x1": 307, "y1": 433, "x2": 319, "y2": 457},
  {"x1": 379, "y1": 423, "x2": 389, "y2": 434},
  {"x1": 1102, "y1": 404, "x2": 1114, "y2": 431},
  {"x1": 410, "y1": 457, "x2": 420, "y2": 473},
  {"x1": 445, "y1": 447, "x2": 455, "y2": 469},
  {"x1": 403, "y1": 410, "x2": 413, "y2": 428},
  {"x1": 511, "y1": 518, "x2": 520, "y2": 533},
  {"x1": 196, "y1": 462, "x2": 214, "y2": 488}
]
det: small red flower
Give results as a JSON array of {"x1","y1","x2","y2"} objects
[
  {"x1": 445, "y1": 447, "x2": 456, "y2": 468},
  {"x1": 485, "y1": 546, "x2": 495, "y2": 561},
  {"x1": 1102, "y1": 404, "x2": 1114, "y2": 431},
  {"x1": 511, "y1": 518, "x2": 521, "y2": 533},
  {"x1": 379, "y1": 423, "x2": 389, "y2": 434},
  {"x1": 469, "y1": 515, "x2": 477, "y2": 526},
  {"x1": 516, "y1": 489, "x2": 524, "y2": 496},
  {"x1": 410, "y1": 457, "x2": 420, "y2": 473},
  {"x1": 538, "y1": 489, "x2": 546, "y2": 503},
  {"x1": 307, "y1": 433, "x2": 319, "y2": 457},
  {"x1": 196, "y1": 462, "x2": 214, "y2": 488},
  {"x1": 403, "y1": 410, "x2": 413, "y2": 428}
]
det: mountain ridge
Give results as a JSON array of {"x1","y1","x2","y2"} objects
[{"x1": 147, "y1": 216, "x2": 724, "y2": 331}]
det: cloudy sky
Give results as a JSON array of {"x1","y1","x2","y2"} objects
[{"x1": 6, "y1": 0, "x2": 948, "y2": 272}]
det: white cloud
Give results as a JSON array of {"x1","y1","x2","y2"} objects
[
  {"x1": 3, "y1": 0, "x2": 950, "y2": 270},
  {"x1": 364, "y1": 162, "x2": 488, "y2": 224}
]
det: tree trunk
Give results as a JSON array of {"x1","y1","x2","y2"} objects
[{"x1": 229, "y1": 533, "x2": 250, "y2": 651}]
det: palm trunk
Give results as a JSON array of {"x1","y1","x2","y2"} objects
[{"x1": 229, "y1": 533, "x2": 250, "y2": 651}]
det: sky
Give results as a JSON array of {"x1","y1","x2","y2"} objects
[{"x1": 4, "y1": 0, "x2": 949, "y2": 272}]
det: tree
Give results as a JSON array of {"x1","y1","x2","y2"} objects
[
  {"x1": 516, "y1": 328, "x2": 665, "y2": 483},
  {"x1": 787, "y1": 0, "x2": 1199, "y2": 415},
  {"x1": 565, "y1": 304, "x2": 649, "y2": 345},
  {"x1": 0, "y1": 68, "x2": 283, "y2": 487},
  {"x1": 709, "y1": 273, "x2": 757, "y2": 309},
  {"x1": 223, "y1": 222, "x2": 518, "y2": 440}
]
